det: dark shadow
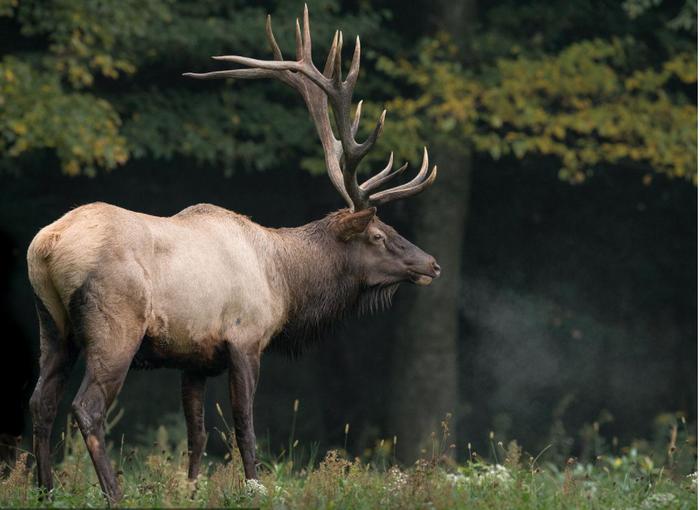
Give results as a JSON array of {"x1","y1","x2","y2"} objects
[{"x1": 0, "y1": 230, "x2": 33, "y2": 472}]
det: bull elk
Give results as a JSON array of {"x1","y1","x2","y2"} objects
[{"x1": 27, "y1": 5, "x2": 439, "y2": 504}]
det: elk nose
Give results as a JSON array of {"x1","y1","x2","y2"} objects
[{"x1": 431, "y1": 259, "x2": 441, "y2": 277}]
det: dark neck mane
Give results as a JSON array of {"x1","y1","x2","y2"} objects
[{"x1": 265, "y1": 211, "x2": 398, "y2": 357}]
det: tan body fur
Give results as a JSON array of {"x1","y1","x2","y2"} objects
[{"x1": 29, "y1": 202, "x2": 289, "y2": 364}]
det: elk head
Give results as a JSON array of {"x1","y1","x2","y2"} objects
[
  {"x1": 185, "y1": 5, "x2": 440, "y2": 288},
  {"x1": 330, "y1": 207, "x2": 440, "y2": 288}
]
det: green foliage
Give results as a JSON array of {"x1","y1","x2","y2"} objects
[
  {"x1": 0, "y1": 0, "x2": 384, "y2": 175},
  {"x1": 0, "y1": 57, "x2": 127, "y2": 175},
  {"x1": 12, "y1": 0, "x2": 166, "y2": 87},
  {"x1": 624, "y1": 0, "x2": 697, "y2": 33},
  {"x1": 374, "y1": 34, "x2": 696, "y2": 184},
  {"x1": 0, "y1": 0, "x2": 695, "y2": 184}
]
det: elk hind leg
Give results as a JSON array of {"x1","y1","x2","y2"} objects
[
  {"x1": 71, "y1": 339, "x2": 140, "y2": 505},
  {"x1": 69, "y1": 282, "x2": 145, "y2": 505},
  {"x1": 29, "y1": 297, "x2": 78, "y2": 493}
]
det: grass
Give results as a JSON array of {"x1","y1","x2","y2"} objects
[{"x1": 0, "y1": 409, "x2": 696, "y2": 509}]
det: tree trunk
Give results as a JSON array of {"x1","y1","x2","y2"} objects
[
  {"x1": 388, "y1": 0, "x2": 475, "y2": 462},
  {"x1": 389, "y1": 148, "x2": 471, "y2": 461}
]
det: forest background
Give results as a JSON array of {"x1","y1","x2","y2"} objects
[{"x1": 0, "y1": 0, "x2": 696, "y2": 466}]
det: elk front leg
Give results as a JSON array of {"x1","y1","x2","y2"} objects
[
  {"x1": 181, "y1": 371, "x2": 207, "y2": 480},
  {"x1": 227, "y1": 344, "x2": 260, "y2": 480}
]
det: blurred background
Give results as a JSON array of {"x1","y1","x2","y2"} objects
[{"x1": 0, "y1": 0, "x2": 696, "y2": 466}]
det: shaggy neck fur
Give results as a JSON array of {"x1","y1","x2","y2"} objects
[{"x1": 265, "y1": 211, "x2": 398, "y2": 356}]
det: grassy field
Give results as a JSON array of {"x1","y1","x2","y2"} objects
[
  {"x1": 0, "y1": 410, "x2": 696, "y2": 509},
  {"x1": 0, "y1": 446, "x2": 696, "y2": 509}
]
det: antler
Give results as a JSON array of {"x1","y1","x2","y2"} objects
[{"x1": 184, "y1": 4, "x2": 437, "y2": 211}]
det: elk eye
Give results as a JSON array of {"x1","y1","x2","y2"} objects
[{"x1": 373, "y1": 233, "x2": 384, "y2": 242}]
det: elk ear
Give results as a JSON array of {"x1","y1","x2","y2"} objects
[{"x1": 335, "y1": 207, "x2": 377, "y2": 241}]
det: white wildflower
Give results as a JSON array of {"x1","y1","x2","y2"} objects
[
  {"x1": 386, "y1": 466, "x2": 408, "y2": 494},
  {"x1": 244, "y1": 478, "x2": 268, "y2": 497},
  {"x1": 472, "y1": 464, "x2": 513, "y2": 487},
  {"x1": 381, "y1": 466, "x2": 409, "y2": 505},
  {"x1": 688, "y1": 471, "x2": 697, "y2": 492},
  {"x1": 445, "y1": 464, "x2": 513, "y2": 488},
  {"x1": 445, "y1": 472, "x2": 470, "y2": 487},
  {"x1": 641, "y1": 492, "x2": 677, "y2": 509},
  {"x1": 480, "y1": 464, "x2": 512, "y2": 486}
]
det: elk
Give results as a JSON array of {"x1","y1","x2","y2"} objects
[{"x1": 27, "y1": 5, "x2": 439, "y2": 504}]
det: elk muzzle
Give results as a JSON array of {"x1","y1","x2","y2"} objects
[{"x1": 407, "y1": 256, "x2": 441, "y2": 286}]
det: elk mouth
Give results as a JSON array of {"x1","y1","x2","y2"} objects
[{"x1": 408, "y1": 270, "x2": 437, "y2": 286}]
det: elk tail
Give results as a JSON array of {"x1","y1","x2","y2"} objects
[{"x1": 27, "y1": 228, "x2": 69, "y2": 340}]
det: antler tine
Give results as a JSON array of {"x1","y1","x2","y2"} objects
[
  {"x1": 371, "y1": 162, "x2": 410, "y2": 191},
  {"x1": 388, "y1": 147, "x2": 430, "y2": 192},
  {"x1": 368, "y1": 148, "x2": 437, "y2": 206},
  {"x1": 183, "y1": 68, "x2": 279, "y2": 80},
  {"x1": 358, "y1": 109, "x2": 386, "y2": 157},
  {"x1": 211, "y1": 54, "x2": 333, "y2": 94},
  {"x1": 360, "y1": 153, "x2": 410, "y2": 192},
  {"x1": 265, "y1": 15, "x2": 284, "y2": 61},
  {"x1": 369, "y1": 165, "x2": 437, "y2": 206},
  {"x1": 407, "y1": 147, "x2": 431, "y2": 184},
  {"x1": 370, "y1": 165, "x2": 437, "y2": 206},
  {"x1": 346, "y1": 36, "x2": 361, "y2": 89},
  {"x1": 334, "y1": 31, "x2": 343, "y2": 84},
  {"x1": 302, "y1": 4, "x2": 313, "y2": 60},
  {"x1": 295, "y1": 18, "x2": 303, "y2": 61},
  {"x1": 323, "y1": 31, "x2": 339, "y2": 78},
  {"x1": 351, "y1": 100, "x2": 363, "y2": 137}
]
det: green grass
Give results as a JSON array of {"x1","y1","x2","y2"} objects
[
  {"x1": 1, "y1": 406, "x2": 696, "y2": 508},
  {"x1": 0, "y1": 425, "x2": 696, "y2": 509}
]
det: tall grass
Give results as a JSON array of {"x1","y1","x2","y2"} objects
[{"x1": 0, "y1": 408, "x2": 696, "y2": 509}]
